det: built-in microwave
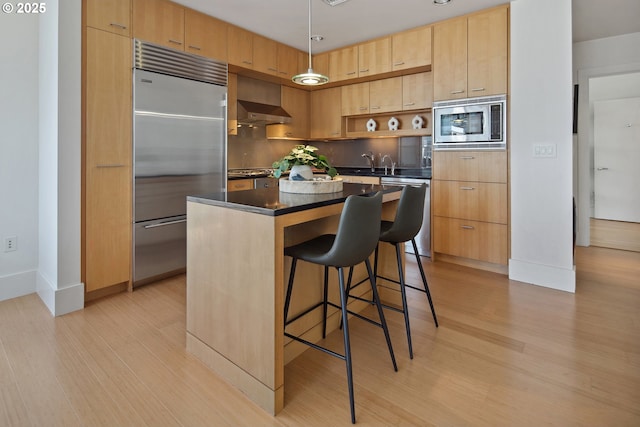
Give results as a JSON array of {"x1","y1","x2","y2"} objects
[{"x1": 433, "y1": 94, "x2": 506, "y2": 150}]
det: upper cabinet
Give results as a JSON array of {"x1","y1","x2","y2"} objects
[
  {"x1": 253, "y1": 34, "x2": 279, "y2": 76},
  {"x1": 267, "y1": 86, "x2": 310, "y2": 140},
  {"x1": 391, "y1": 25, "x2": 431, "y2": 71},
  {"x1": 85, "y1": 0, "x2": 131, "y2": 36},
  {"x1": 358, "y1": 37, "x2": 391, "y2": 77},
  {"x1": 433, "y1": 6, "x2": 508, "y2": 101},
  {"x1": 227, "y1": 25, "x2": 253, "y2": 68},
  {"x1": 184, "y1": 9, "x2": 227, "y2": 61},
  {"x1": 133, "y1": 0, "x2": 184, "y2": 50},
  {"x1": 277, "y1": 44, "x2": 301, "y2": 80},
  {"x1": 329, "y1": 46, "x2": 358, "y2": 82},
  {"x1": 402, "y1": 72, "x2": 433, "y2": 111},
  {"x1": 467, "y1": 7, "x2": 508, "y2": 98},
  {"x1": 310, "y1": 87, "x2": 343, "y2": 140}
]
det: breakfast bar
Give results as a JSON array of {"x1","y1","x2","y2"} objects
[{"x1": 185, "y1": 183, "x2": 403, "y2": 415}]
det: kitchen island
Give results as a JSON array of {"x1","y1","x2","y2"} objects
[{"x1": 185, "y1": 183, "x2": 403, "y2": 415}]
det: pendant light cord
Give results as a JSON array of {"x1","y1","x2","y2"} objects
[{"x1": 307, "y1": 0, "x2": 313, "y2": 70}]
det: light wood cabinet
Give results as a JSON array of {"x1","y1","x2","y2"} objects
[
  {"x1": 369, "y1": 77, "x2": 402, "y2": 113},
  {"x1": 85, "y1": 0, "x2": 131, "y2": 36},
  {"x1": 277, "y1": 44, "x2": 301, "y2": 80},
  {"x1": 391, "y1": 25, "x2": 431, "y2": 71},
  {"x1": 267, "y1": 86, "x2": 310, "y2": 139},
  {"x1": 433, "y1": 6, "x2": 508, "y2": 101},
  {"x1": 467, "y1": 7, "x2": 508, "y2": 97},
  {"x1": 402, "y1": 72, "x2": 433, "y2": 111},
  {"x1": 133, "y1": 0, "x2": 184, "y2": 50},
  {"x1": 227, "y1": 25, "x2": 253, "y2": 68},
  {"x1": 253, "y1": 34, "x2": 278, "y2": 76},
  {"x1": 432, "y1": 150, "x2": 508, "y2": 267},
  {"x1": 227, "y1": 72, "x2": 238, "y2": 135},
  {"x1": 310, "y1": 87, "x2": 343, "y2": 139},
  {"x1": 84, "y1": 27, "x2": 132, "y2": 292},
  {"x1": 184, "y1": 9, "x2": 227, "y2": 60},
  {"x1": 311, "y1": 51, "x2": 329, "y2": 79},
  {"x1": 358, "y1": 37, "x2": 391, "y2": 77},
  {"x1": 329, "y1": 46, "x2": 358, "y2": 82},
  {"x1": 341, "y1": 82, "x2": 370, "y2": 116},
  {"x1": 227, "y1": 179, "x2": 254, "y2": 192},
  {"x1": 433, "y1": 16, "x2": 467, "y2": 101}
]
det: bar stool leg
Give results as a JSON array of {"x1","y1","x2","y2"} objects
[
  {"x1": 394, "y1": 243, "x2": 414, "y2": 359},
  {"x1": 337, "y1": 266, "x2": 356, "y2": 424},
  {"x1": 411, "y1": 239, "x2": 439, "y2": 327},
  {"x1": 284, "y1": 258, "x2": 298, "y2": 324},
  {"x1": 365, "y1": 258, "x2": 398, "y2": 371},
  {"x1": 322, "y1": 265, "x2": 329, "y2": 338}
]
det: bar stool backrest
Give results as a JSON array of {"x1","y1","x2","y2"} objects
[
  {"x1": 321, "y1": 191, "x2": 383, "y2": 268},
  {"x1": 380, "y1": 183, "x2": 427, "y2": 243}
]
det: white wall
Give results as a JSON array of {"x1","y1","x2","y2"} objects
[
  {"x1": 37, "y1": 0, "x2": 83, "y2": 315},
  {"x1": 0, "y1": 0, "x2": 83, "y2": 314},
  {"x1": 509, "y1": 0, "x2": 576, "y2": 292},
  {"x1": 0, "y1": 10, "x2": 40, "y2": 300},
  {"x1": 573, "y1": 33, "x2": 640, "y2": 246}
]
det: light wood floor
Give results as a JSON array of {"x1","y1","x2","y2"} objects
[{"x1": 1, "y1": 246, "x2": 639, "y2": 426}]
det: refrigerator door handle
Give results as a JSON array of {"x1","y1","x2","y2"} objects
[{"x1": 143, "y1": 218, "x2": 187, "y2": 229}]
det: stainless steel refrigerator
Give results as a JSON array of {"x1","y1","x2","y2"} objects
[{"x1": 133, "y1": 40, "x2": 227, "y2": 286}]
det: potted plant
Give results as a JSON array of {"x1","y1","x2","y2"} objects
[{"x1": 272, "y1": 144, "x2": 338, "y2": 180}]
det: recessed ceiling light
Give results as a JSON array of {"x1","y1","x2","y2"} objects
[
  {"x1": 434, "y1": 0, "x2": 451, "y2": 4},
  {"x1": 322, "y1": 0, "x2": 351, "y2": 6}
]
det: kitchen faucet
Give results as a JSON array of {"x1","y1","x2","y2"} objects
[
  {"x1": 381, "y1": 154, "x2": 396, "y2": 175},
  {"x1": 361, "y1": 151, "x2": 375, "y2": 172}
]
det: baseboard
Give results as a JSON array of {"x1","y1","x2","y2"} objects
[
  {"x1": 36, "y1": 272, "x2": 84, "y2": 316},
  {"x1": 0, "y1": 270, "x2": 37, "y2": 302},
  {"x1": 509, "y1": 258, "x2": 576, "y2": 293}
]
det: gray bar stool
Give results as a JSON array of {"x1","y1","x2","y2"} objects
[
  {"x1": 375, "y1": 183, "x2": 438, "y2": 358},
  {"x1": 345, "y1": 183, "x2": 438, "y2": 359},
  {"x1": 283, "y1": 192, "x2": 397, "y2": 424}
]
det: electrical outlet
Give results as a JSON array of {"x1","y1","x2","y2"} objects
[
  {"x1": 533, "y1": 144, "x2": 557, "y2": 158},
  {"x1": 4, "y1": 236, "x2": 17, "y2": 252}
]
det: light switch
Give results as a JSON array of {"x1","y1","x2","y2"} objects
[{"x1": 533, "y1": 144, "x2": 557, "y2": 158}]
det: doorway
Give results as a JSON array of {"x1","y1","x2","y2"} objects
[{"x1": 589, "y1": 77, "x2": 640, "y2": 252}]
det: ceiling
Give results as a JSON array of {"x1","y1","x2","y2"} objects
[{"x1": 174, "y1": 0, "x2": 640, "y2": 53}]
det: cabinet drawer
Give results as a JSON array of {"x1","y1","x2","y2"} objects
[
  {"x1": 433, "y1": 151, "x2": 507, "y2": 183},
  {"x1": 433, "y1": 216, "x2": 507, "y2": 265},
  {"x1": 227, "y1": 179, "x2": 254, "y2": 192},
  {"x1": 433, "y1": 181, "x2": 507, "y2": 224}
]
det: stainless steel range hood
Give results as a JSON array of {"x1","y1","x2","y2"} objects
[{"x1": 236, "y1": 76, "x2": 291, "y2": 125}]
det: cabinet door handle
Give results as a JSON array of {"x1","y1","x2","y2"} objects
[
  {"x1": 371, "y1": 106, "x2": 380, "y2": 110},
  {"x1": 346, "y1": 71, "x2": 357, "y2": 75},
  {"x1": 393, "y1": 61, "x2": 405, "y2": 66},
  {"x1": 109, "y1": 22, "x2": 127, "y2": 29},
  {"x1": 459, "y1": 156, "x2": 475, "y2": 160},
  {"x1": 461, "y1": 225, "x2": 475, "y2": 230},
  {"x1": 268, "y1": 67, "x2": 277, "y2": 72},
  {"x1": 359, "y1": 106, "x2": 368, "y2": 111},
  {"x1": 144, "y1": 218, "x2": 187, "y2": 229},
  {"x1": 97, "y1": 164, "x2": 125, "y2": 168},
  {"x1": 188, "y1": 45, "x2": 201, "y2": 51},
  {"x1": 450, "y1": 90, "x2": 465, "y2": 94},
  {"x1": 471, "y1": 87, "x2": 486, "y2": 92},
  {"x1": 359, "y1": 68, "x2": 369, "y2": 73},
  {"x1": 242, "y1": 60, "x2": 253, "y2": 65},
  {"x1": 168, "y1": 39, "x2": 183, "y2": 45},
  {"x1": 460, "y1": 187, "x2": 475, "y2": 190},
  {"x1": 596, "y1": 167, "x2": 609, "y2": 171},
  {"x1": 404, "y1": 102, "x2": 415, "y2": 107}
]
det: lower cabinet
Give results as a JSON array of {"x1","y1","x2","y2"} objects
[
  {"x1": 433, "y1": 217, "x2": 507, "y2": 265},
  {"x1": 227, "y1": 179, "x2": 254, "y2": 191},
  {"x1": 432, "y1": 150, "x2": 508, "y2": 269}
]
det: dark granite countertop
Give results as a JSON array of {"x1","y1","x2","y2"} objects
[
  {"x1": 188, "y1": 183, "x2": 402, "y2": 216},
  {"x1": 335, "y1": 167, "x2": 431, "y2": 180}
]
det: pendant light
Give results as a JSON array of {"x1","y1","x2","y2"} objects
[{"x1": 293, "y1": 0, "x2": 329, "y2": 86}]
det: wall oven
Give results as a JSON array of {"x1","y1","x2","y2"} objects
[{"x1": 433, "y1": 94, "x2": 506, "y2": 150}]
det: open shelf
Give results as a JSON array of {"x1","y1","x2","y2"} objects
[{"x1": 345, "y1": 109, "x2": 432, "y2": 139}]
